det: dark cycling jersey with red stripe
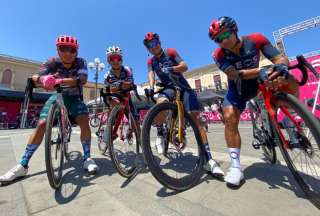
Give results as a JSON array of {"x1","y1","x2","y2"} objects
[
  {"x1": 38, "y1": 57, "x2": 88, "y2": 97},
  {"x1": 213, "y1": 32, "x2": 280, "y2": 98},
  {"x1": 147, "y1": 48, "x2": 191, "y2": 89},
  {"x1": 104, "y1": 66, "x2": 134, "y2": 88}
]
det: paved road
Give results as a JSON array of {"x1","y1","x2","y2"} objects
[{"x1": 0, "y1": 124, "x2": 319, "y2": 216}]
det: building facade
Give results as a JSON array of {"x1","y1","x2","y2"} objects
[
  {"x1": 0, "y1": 54, "x2": 104, "y2": 127},
  {"x1": 0, "y1": 54, "x2": 104, "y2": 102}
]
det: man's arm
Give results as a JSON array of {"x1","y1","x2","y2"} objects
[
  {"x1": 167, "y1": 49, "x2": 188, "y2": 73},
  {"x1": 61, "y1": 75, "x2": 87, "y2": 86},
  {"x1": 224, "y1": 66, "x2": 259, "y2": 80},
  {"x1": 172, "y1": 61, "x2": 188, "y2": 73},
  {"x1": 149, "y1": 70, "x2": 155, "y2": 88}
]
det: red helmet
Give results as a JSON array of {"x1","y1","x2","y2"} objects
[
  {"x1": 143, "y1": 32, "x2": 160, "y2": 46},
  {"x1": 56, "y1": 35, "x2": 79, "y2": 49},
  {"x1": 209, "y1": 16, "x2": 238, "y2": 40}
]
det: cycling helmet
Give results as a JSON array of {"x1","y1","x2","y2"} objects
[
  {"x1": 209, "y1": 16, "x2": 238, "y2": 40},
  {"x1": 106, "y1": 46, "x2": 123, "y2": 57},
  {"x1": 143, "y1": 32, "x2": 160, "y2": 46},
  {"x1": 56, "y1": 35, "x2": 79, "y2": 48}
]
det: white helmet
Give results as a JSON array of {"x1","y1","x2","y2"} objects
[{"x1": 106, "y1": 46, "x2": 123, "y2": 57}]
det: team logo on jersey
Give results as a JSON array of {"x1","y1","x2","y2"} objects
[{"x1": 234, "y1": 55, "x2": 259, "y2": 69}]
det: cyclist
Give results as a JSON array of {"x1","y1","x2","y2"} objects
[
  {"x1": 209, "y1": 16, "x2": 299, "y2": 186},
  {"x1": 104, "y1": 46, "x2": 140, "y2": 137},
  {"x1": 143, "y1": 32, "x2": 224, "y2": 176},
  {"x1": 0, "y1": 35, "x2": 99, "y2": 184}
]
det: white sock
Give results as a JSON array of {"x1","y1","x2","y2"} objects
[{"x1": 228, "y1": 148, "x2": 241, "y2": 168}]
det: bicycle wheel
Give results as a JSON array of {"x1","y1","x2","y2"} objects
[
  {"x1": 141, "y1": 102, "x2": 205, "y2": 191},
  {"x1": 97, "y1": 124, "x2": 109, "y2": 154},
  {"x1": 248, "y1": 101, "x2": 277, "y2": 164},
  {"x1": 44, "y1": 102, "x2": 64, "y2": 189},
  {"x1": 90, "y1": 115, "x2": 100, "y2": 128},
  {"x1": 106, "y1": 104, "x2": 139, "y2": 178},
  {"x1": 271, "y1": 93, "x2": 320, "y2": 209}
]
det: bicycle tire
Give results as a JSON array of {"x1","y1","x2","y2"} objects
[
  {"x1": 44, "y1": 102, "x2": 64, "y2": 189},
  {"x1": 106, "y1": 104, "x2": 138, "y2": 178},
  {"x1": 271, "y1": 93, "x2": 320, "y2": 209},
  {"x1": 141, "y1": 102, "x2": 205, "y2": 191}
]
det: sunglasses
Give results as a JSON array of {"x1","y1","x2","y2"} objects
[
  {"x1": 108, "y1": 55, "x2": 122, "y2": 62},
  {"x1": 58, "y1": 46, "x2": 77, "y2": 54},
  {"x1": 146, "y1": 39, "x2": 160, "y2": 49},
  {"x1": 214, "y1": 30, "x2": 232, "y2": 43}
]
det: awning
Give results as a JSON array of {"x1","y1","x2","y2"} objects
[
  {"x1": 0, "y1": 88, "x2": 53, "y2": 102},
  {"x1": 197, "y1": 90, "x2": 225, "y2": 104}
]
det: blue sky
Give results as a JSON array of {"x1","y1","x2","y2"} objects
[{"x1": 0, "y1": 0, "x2": 319, "y2": 84}]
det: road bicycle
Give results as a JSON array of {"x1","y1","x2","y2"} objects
[
  {"x1": 141, "y1": 73, "x2": 209, "y2": 191},
  {"x1": 44, "y1": 85, "x2": 73, "y2": 189},
  {"x1": 105, "y1": 85, "x2": 144, "y2": 178}
]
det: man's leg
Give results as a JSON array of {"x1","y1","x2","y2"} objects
[
  {"x1": 223, "y1": 105, "x2": 245, "y2": 186},
  {"x1": 70, "y1": 96, "x2": 99, "y2": 174},
  {"x1": 0, "y1": 93, "x2": 56, "y2": 183},
  {"x1": 186, "y1": 90, "x2": 224, "y2": 176},
  {"x1": 21, "y1": 120, "x2": 46, "y2": 167},
  {"x1": 76, "y1": 114, "x2": 99, "y2": 174}
]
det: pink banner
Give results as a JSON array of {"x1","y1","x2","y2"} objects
[{"x1": 290, "y1": 55, "x2": 320, "y2": 119}]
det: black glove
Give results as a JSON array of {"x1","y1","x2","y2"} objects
[
  {"x1": 258, "y1": 67, "x2": 269, "y2": 83},
  {"x1": 272, "y1": 63, "x2": 289, "y2": 79}
]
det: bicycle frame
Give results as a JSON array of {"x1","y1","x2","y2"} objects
[
  {"x1": 259, "y1": 55, "x2": 313, "y2": 150},
  {"x1": 56, "y1": 90, "x2": 72, "y2": 145},
  {"x1": 259, "y1": 85, "x2": 299, "y2": 149},
  {"x1": 102, "y1": 85, "x2": 141, "y2": 138},
  {"x1": 175, "y1": 89, "x2": 185, "y2": 143}
]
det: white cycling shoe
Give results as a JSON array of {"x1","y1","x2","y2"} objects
[
  {"x1": 224, "y1": 167, "x2": 244, "y2": 186},
  {"x1": 0, "y1": 164, "x2": 28, "y2": 183},
  {"x1": 83, "y1": 158, "x2": 99, "y2": 174},
  {"x1": 155, "y1": 136, "x2": 165, "y2": 154},
  {"x1": 205, "y1": 159, "x2": 224, "y2": 177}
]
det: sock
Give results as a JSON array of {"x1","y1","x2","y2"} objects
[
  {"x1": 203, "y1": 143, "x2": 213, "y2": 161},
  {"x1": 20, "y1": 144, "x2": 39, "y2": 168},
  {"x1": 81, "y1": 139, "x2": 91, "y2": 160},
  {"x1": 228, "y1": 148, "x2": 241, "y2": 168}
]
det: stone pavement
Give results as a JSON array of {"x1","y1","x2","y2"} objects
[{"x1": 0, "y1": 126, "x2": 319, "y2": 216}]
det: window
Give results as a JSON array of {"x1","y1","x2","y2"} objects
[
  {"x1": 194, "y1": 79, "x2": 201, "y2": 92},
  {"x1": 213, "y1": 75, "x2": 222, "y2": 91},
  {"x1": 90, "y1": 89, "x2": 96, "y2": 100},
  {"x1": 1, "y1": 69, "x2": 12, "y2": 87}
]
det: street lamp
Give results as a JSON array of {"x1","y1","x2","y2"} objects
[{"x1": 88, "y1": 58, "x2": 105, "y2": 116}]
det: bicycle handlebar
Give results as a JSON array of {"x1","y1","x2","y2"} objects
[
  {"x1": 144, "y1": 72, "x2": 192, "y2": 103},
  {"x1": 288, "y1": 55, "x2": 318, "y2": 86}
]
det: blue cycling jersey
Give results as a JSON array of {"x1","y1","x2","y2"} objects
[
  {"x1": 147, "y1": 48, "x2": 191, "y2": 90},
  {"x1": 213, "y1": 32, "x2": 280, "y2": 98}
]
